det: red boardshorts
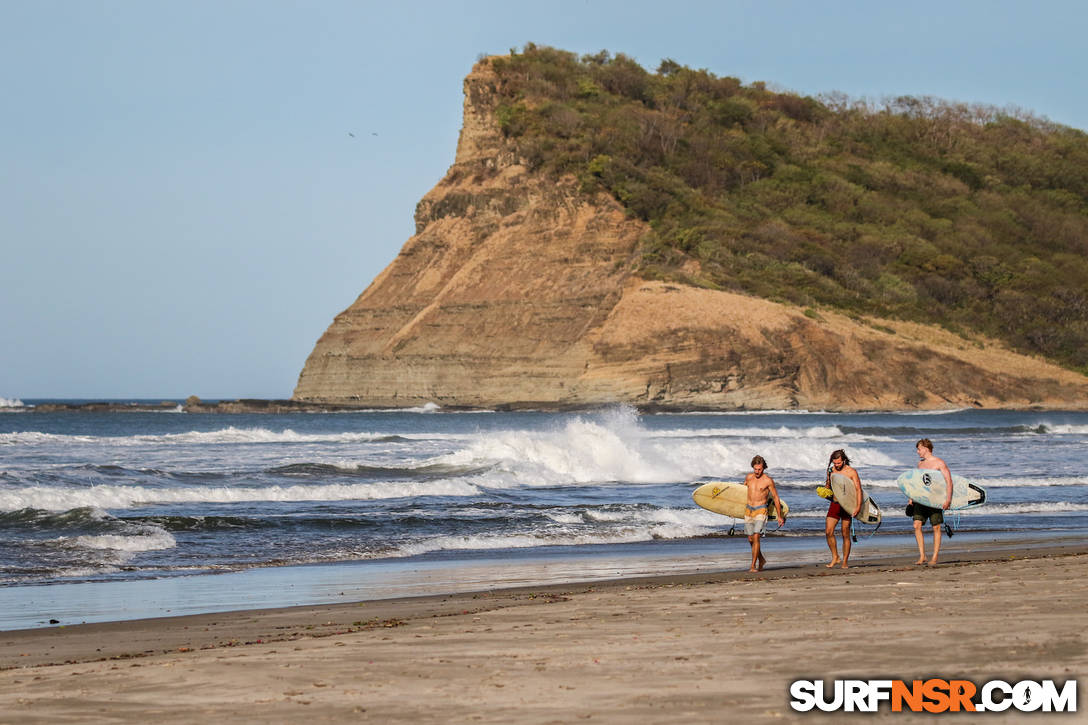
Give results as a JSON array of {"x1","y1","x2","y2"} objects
[{"x1": 826, "y1": 501, "x2": 852, "y2": 521}]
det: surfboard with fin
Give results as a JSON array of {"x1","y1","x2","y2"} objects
[{"x1": 896, "y1": 469, "x2": 986, "y2": 510}]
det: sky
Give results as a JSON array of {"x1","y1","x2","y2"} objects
[{"x1": 3, "y1": 0, "x2": 1086, "y2": 400}]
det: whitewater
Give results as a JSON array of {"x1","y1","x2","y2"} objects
[{"x1": 1, "y1": 402, "x2": 1087, "y2": 626}]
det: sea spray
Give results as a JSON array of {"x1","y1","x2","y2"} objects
[{"x1": 0, "y1": 406, "x2": 1086, "y2": 588}]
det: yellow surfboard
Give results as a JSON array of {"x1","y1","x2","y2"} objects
[{"x1": 692, "y1": 482, "x2": 788, "y2": 520}]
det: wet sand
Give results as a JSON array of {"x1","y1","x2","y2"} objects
[{"x1": 2, "y1": 545, "x2": 1086, "y2": 723}]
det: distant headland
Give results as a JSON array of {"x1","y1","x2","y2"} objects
[{"x1": 290, "y1": 46, "x2": 1088, "y2": 412}]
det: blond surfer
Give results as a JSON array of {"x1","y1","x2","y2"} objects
[
  {"x1": 824, "y1": 449, "x2": 862, "y2": 569},
  {"x1": 912, "y1": 438, "x2": 953, "y2": 566},
  {"x1": 744, "y1": 455, "x2": 786, "y2": 572}
]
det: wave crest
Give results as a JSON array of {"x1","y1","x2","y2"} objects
[{"x1": 0, "y1": 480, "x2": 483, "y2": 511}]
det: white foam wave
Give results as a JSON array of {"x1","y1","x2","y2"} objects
[
  {"x1": 0, "y1": 565, "x2": 123, "y2": 585},
  {"x1": 543, "y1": 512, "x2": 584, "y2": 525},
  {"x1": 374, "y1": 505, "x2": 728, "y2": 558},
  {"x1": 66, "y1": 530, "x2": 177, "y2": 552},
  {"x1": 974, "y1": 475, "x2": 1088, "y2": 488},
  {"x1": 1033, "y1": 423, "x2": 1088, "y2": 435},
  {"x1": 540, "y1": 506, "x2": 723, "y2": 528},
  {"x1": 0, "y1": 480, "x2": 483, "y2": 512},
  {"x1": 352, "y1": 402, "x2": 445, "y2": 414},
  {"x1": 145, "y1": 427, "x2": 404, "y2": 445},
  {"x1": 392, "y1": 516, "x2": 717, "y2": 557},
  {"x1": 0, "y1": 431, "x2": 99, "y2": 445},
  {"x1": 357, "y1": 406, "x2": 496, "y2": 414},
  {"x1": 442, "y1": 415, "x2": 667, "y2": 484},
  {"x1": 0, "y1": 397, "x2": 26, "y2": 408},
  {"x1": 957, "y1": 502, "x2": 1088, "y2": 515},
  {"x1": 0, "y1": 427, "x2": 468, "y2": 447},
  {"x1": 436, "y1": 409, "x2": 904, "y2": 487}
]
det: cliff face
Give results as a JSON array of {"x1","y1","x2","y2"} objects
[{"x1": 293, "y1": 61, "x2": 1088, "y2": 411}]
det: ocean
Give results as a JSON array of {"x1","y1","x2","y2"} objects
[{"x1": 2, "y1": 401, "x2": 1086, "y2": 629}]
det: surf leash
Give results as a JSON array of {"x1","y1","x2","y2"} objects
[
  {"x1": 860, "y1": 519, "x2": 882, "y2": 540},
  {"x1": 944, "y1": 510, "x2": 961, "y2": 538},
  {"x1": 854, "y1": 498, "x2": 883, "y2": 541}
]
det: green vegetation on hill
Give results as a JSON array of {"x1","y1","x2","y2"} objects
[{"x1": 485, "y1": 44, "x2": 1088, "y2": 372}]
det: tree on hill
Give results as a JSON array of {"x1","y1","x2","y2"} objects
[{"x1": 485, "y1": 44, "x2": 1088, "y2": 373}]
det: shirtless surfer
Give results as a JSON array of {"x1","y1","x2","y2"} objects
[
  {"x1": 744, "y1": 455, "x2": 786, "y2": 572},
  {"x1": 912, "y1": 438, "x2": 953, "y2": 566},
  {"x1": 824, "y1": 449, "x2": 863, "y2": 569}
]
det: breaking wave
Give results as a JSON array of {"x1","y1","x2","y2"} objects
[
  {"x1": 0, "y1": 480, "x2": 484, "y2": 512},
  {"x1": 433, "y1": 408, "x2": 903, "y2": 485},
  {"x1": 0, "y1": 427, "x2": 454, "y2": 447}
]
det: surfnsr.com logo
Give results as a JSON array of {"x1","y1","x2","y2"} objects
[{"x1": 790, "y1": 679, "x2": 1077, "y2": 713}]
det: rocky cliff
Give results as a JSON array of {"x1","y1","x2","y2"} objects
[{"x1": 293, "y1": 60, "x2": 1088, "y2": 411}]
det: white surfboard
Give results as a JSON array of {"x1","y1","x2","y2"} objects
[
  {"x1": 896, "y1": 469, "x2": 986, "y2": 510},
  {"x1": 829, "y1": 472, "x2": 882, "y2": 525}
]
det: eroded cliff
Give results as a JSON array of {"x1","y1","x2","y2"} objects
[{"x1": 293, "y1": 60, "x2": 1088, "y2": 410}]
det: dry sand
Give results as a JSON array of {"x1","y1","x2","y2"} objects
[{"x1": 1, "y1": 546, "x2": 1086, "y2": 723}]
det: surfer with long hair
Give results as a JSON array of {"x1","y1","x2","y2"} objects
[
  {"x1": 744, "y1": 455, "x2": 786, "y2": 572},
  {"x1": 824, "y1": 449, "x2": 862, "y2": 568}
]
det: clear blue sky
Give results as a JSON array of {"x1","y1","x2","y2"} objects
[{"x1": 3, "y1": 0, "x2": 1085, "y2": 399}]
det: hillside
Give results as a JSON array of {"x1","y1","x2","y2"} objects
[
  {"x1": 293, "y1": 48, "x2": 1088, "y2": 410},
  {"x1": 489, "y1": 45, "x2": 1088, "y2": 372}
]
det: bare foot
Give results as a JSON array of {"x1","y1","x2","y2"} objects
[
  {"x1": 928, "y1": 559, "x2": 939, "y2": 566},
  {"x1": 826, "y1": 559, "x2": 840, "y2": 568},
  {"x1": 748, "y1": 567, "x2": 758, "y2": 573},
  {"x1": 757, "y1": 556, "x2": 766, "y2": 572},
  {"x1": 914, "y1": 558, "x2": 926, "y2": 565},
  {"x1": 841, "y1": 562, "x2": 850, "y2": 569}
]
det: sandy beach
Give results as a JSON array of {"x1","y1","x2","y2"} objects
[{"x1": 1, "y1": 544, "x2": 1085, "y2": 723}]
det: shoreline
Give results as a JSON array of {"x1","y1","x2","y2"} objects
[
  {"x1": 2, "y1": 545, "x2": 1085, "y2": 723},
  {"x1": 0, "y1": 530, "x2": 1078, "y2": 633},
  {"x1": 3, "y1": 539, "x2": 1085, "y2": 670}
]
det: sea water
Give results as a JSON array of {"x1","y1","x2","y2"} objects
[{"x1": 1, "y1": 402, "x2": 1086, "y2": 628}]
